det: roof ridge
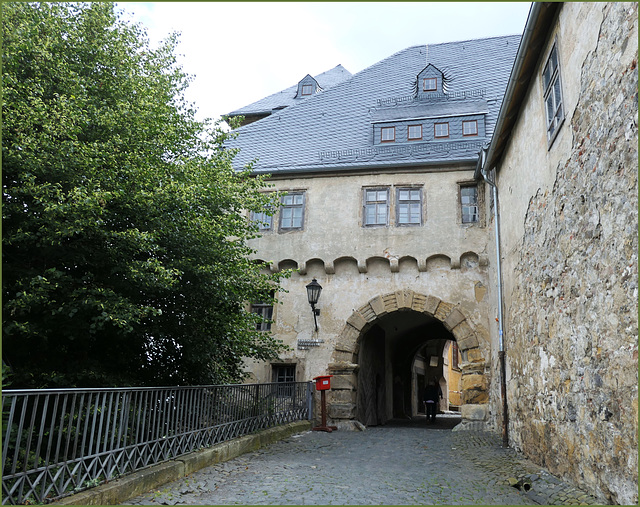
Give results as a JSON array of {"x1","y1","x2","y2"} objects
[{"x1": 426, "y1": 33, "x2": 522, "y2": 48}]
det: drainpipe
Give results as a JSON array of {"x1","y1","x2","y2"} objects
[{"x1": 479, "y1": 152, "x2": 509, "y2": 448}]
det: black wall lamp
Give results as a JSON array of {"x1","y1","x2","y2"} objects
[{"x1": 306, "y1": 278, "x2": 322, "y2": 332}]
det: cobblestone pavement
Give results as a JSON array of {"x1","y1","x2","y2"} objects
[{"x1": 123, "y1": 415, "x2": 600, "y2": 505}]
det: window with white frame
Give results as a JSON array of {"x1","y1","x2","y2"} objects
[
  {"x1": 396, "y1": 187, "x2": 422, "y2": 225},
  {"x1": 434, "y1": 122, "x2": 449, "y2": 138},
  {"x1": 542, "y1": 42, "x2": 564, "y2": 145},
  {"x1": 460, "y1": 185, "x2": 479, "y2": 223},
  {"x1": 408, "y1": 125, "x2": 422, "y2": 141},
  {"x1": 423, "y1": 77, "x2": 437, "y2": 91},
  {"x1": 462, "y1": 120, "x2": 478, "y2": 136},
  {"x1": 363, "y1": 188, "x2": 389, "y2": 226},
  {"x1": 301, "y1": 84, "x2": 313, "y2": 96},
  {"x1": 280, "y1": 192, "x2": 305, "y2": 230},
  {"x1": 381, "y1": 126, "x2": 395, "y2": 143}
]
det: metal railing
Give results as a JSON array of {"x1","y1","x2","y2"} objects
[{"x1": 2, "y1": 382, "x2": 313, "y2": 505}]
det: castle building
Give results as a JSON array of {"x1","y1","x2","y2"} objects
[{"x1": 226, "y1": 3, "x2": 638, "y2": 504}]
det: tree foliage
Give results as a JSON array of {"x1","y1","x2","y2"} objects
[{"x1": 2, "y1": 2, "x2": 288, "y2": 388}]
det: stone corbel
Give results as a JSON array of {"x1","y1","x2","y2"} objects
[
  {"x1": 297, "y1": 261, "x2": 307, "y2": 275},
  {"x1": 325, "y1": 261, "x2": 335, "y2": 275}
]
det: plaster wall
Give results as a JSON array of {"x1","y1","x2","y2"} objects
[{"x1": 487, "y1": 3, "x2": 638, "y2": 504}]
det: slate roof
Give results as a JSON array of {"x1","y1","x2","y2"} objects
[
  {"x1": 227, "y1": 64, "x2": 352, "y2": 117},
  {"x1": 227, "y1": 35, "x2": 522, "y2": 174}
]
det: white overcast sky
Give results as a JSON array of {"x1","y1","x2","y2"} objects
[{"x1": 115, "y1": 2, "x2": 532, "y2": 123}]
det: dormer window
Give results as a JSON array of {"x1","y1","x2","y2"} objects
[
  {"x1": 417, "y1": 64, "x2": 444, "y2": 95},
  {"x1": 381, "y1": 126, "x2": 395, "y2": 143},
  {"x1": 434, "y1": 122, "x2": 449, "y2": 138},
  {"x1": 408, "y1": 125, "x2": 422, "y2": 141},
  {"x1": 296, "y1": 75, "x2": 320, "y2": 99},
  {"x1": 462, "y1": 120, "x2": 478, "y2": 136},
  {"x1": 423, "y1": 78, "x2": 437, "y2": 92}
]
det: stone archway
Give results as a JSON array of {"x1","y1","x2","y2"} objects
[{"x1": 326, "y1": 290, "x2": 489, "y2": 429}]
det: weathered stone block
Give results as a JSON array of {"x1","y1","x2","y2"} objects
[
  {"x1": 334, "y1": 340, "x2": 355, "y2": 354},
  {"x1": 462, "y1": 389, "x2": 489, "y2": 404},
  {"x1": 360, "y1": 304, "x2": 377, "y2": 322},
  {"x1": 331, "y1": 374, "x2": 356, "y2": 390},
  {"x1": 461, "y1": 373, "x2": 487, "y2": 391},
  {"x1": 434, "y1": 301, "x2": 454, "y2": 321},
  {"x1": 339, "y1": 324, "x2": 360, "y2": 344},
  {"x1": 461, "y1": 403, "x2": 488, "y2": 421},
  {"x1": 457, "y1": 333, "x2": 479, "y2": 351},
  {"x1": 328, "y1": 362, "x2": 358, "y2": 374},
  {"x1": 460, "y1": 361, "x2": 485, "y2": 374},
  {"x1": 396, "y1": 290, "x2": 413, "y2": 309},
  {"x1": 412, "y1": 293, "x2": 427, "y2": 312},
  {"x1": 464, "y1": 347, "x2": 485, "y2": 364},
  {"x1": 424, "y1": 296, "x2": 440, "y2": 316},
  {"x1": 347, "y1": 312, "x2": 367, "y2": 331},
  {"x1": 444, "y1": 307, "x2": 466, "y2": 331},
  {"x1": 382, "y1": 293, "x2": 399, "y2": 312},
  {"x1": 451, "y1": 319, "x2": 473, "y2": 341},
  {"x1": 330, "y1": 389, "x2": 357, "y2": 404},
  {"x1": 332, "y1": 350, "x2": 353, "y2": 363},
  {"x1": 369, "y1": 295, "x2": 386, "y2": 316},
  {"x1": 328, "y1": 402, "x2": 355, "y2": 419}
]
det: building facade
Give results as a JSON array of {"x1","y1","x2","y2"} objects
[
  {"x1": 226, "y1": 3, "x2": 638, "y2": 504},
  {"x1": 477, "y1": 3, "x2": 638, "y2": 504},
  {"x1": 228, "y1": 35, "x2": 520, "y2": 430}
]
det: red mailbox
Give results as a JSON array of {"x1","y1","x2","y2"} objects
[
  {"x1": 314, "y1": 375, "x2": 333, "y2": 391},
  {"x1": 312, "y1": 375, "x2": 337, "y2": 432}
]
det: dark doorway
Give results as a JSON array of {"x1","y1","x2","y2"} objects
[{"x1": 355, "y1": 309, "x2": 455, "y2": 425}]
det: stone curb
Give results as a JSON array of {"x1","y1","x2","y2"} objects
[{"x1": 51, "y1": 420, "x2": 312, "y2": 506}]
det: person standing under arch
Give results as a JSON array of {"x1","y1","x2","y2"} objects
[{"x1": 423, "y1": 378, "x2": 443, "y2": 423}]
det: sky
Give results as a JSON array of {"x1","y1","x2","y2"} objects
[{"x1": 115, "y1": 2, "x2": 532, "y2": 124}]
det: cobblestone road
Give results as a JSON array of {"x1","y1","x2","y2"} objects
[{"x1": 123, "y1": 415, "x2": 599, "y2": 505}]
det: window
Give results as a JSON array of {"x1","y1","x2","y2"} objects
[
  {"x1": 460, "y1": 185, "x2": 479, "y2": 223},
  {"x1": 396, "y1": 187, "x2": 422, "y2": 226},
  {"x1": 542, "y1": 42, "x2": 564, "y2": 145},
  {"x1": 434, "y1": 122, "x2": 449, "y2": 138},
  {"x1": 408, "y1": 125, "x2": 422, "y2": 141},
  {"x1": 280, "y1": 192, "x2": 305, "y2": 230},
  {"x1": 381, "y1": 126, "x2": 395, "y2": 143},
  {"x1": 301, "y1": 84, "x2": 313, "y2": 96},
  {"x1": 423, "y1": 77, "x2": 437, "y2": 91},
  {"x1": 251, "y1": 210, "x2": 273, "y2": 231},
  {"x1": 363, "y1": 188, "x2": 389, "y2": 226},
  {"x1": 462, "y1": 120, "x2": 478, "y2": 136},
  {"x1": 272, "y1": 364, "x2": 296, "y2": 397},
  {"x1": 451, "y1": 342, "x2": 460, "y2": 370},
  {"x1": 251, "y1": 301, "x2": 273, "y2": 331}
]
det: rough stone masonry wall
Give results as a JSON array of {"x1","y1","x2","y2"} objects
[{"x1": 506, "y1": 4, "x2": 638, "y2": 505}]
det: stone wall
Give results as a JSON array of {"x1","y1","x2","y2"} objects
[{"x1": 498, "y1": 3, "x2": 638, "y2": 504}]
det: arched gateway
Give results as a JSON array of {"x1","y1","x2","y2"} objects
[{"x1": 326, "y1": 290, "x2": 490, "y2": 430}]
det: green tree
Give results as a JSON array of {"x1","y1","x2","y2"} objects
[{"x1": 2, "y1": 2, "x2": 288, "y2": 388}]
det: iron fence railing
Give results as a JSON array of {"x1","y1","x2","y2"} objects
[{"x1": 2, "y1": 382, "x2": 313, "y2": 505}]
